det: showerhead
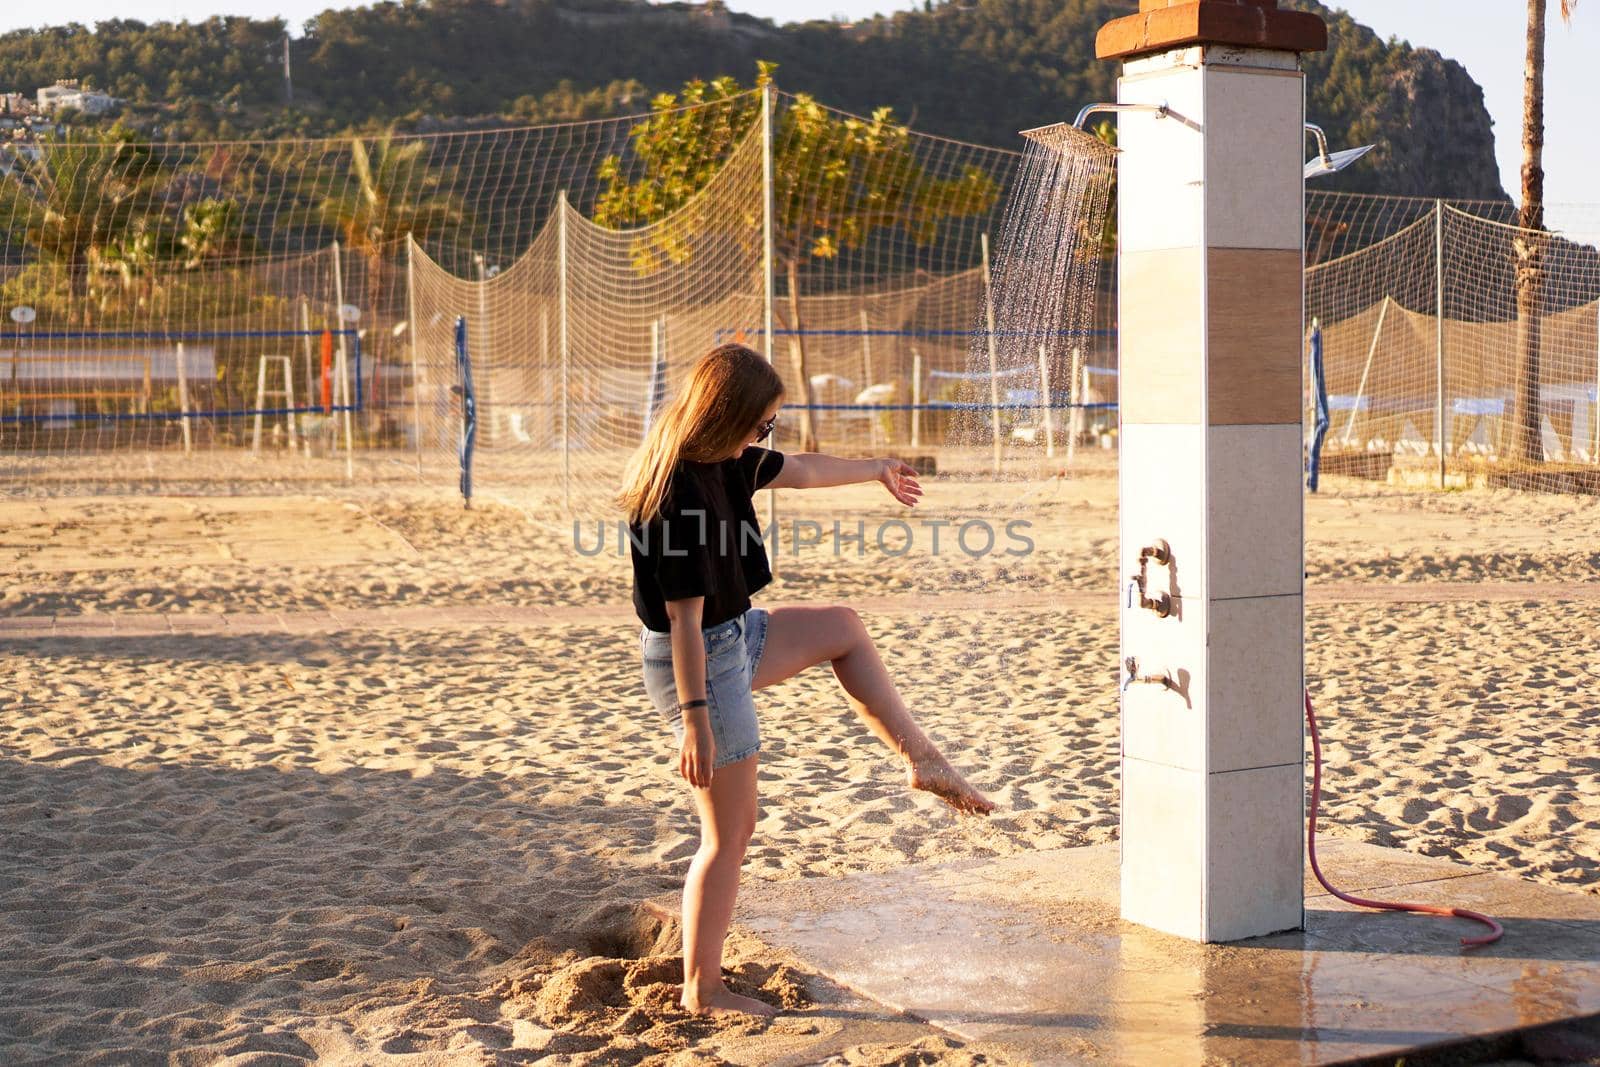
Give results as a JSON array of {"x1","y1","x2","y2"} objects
[
  {"x1": 1304, "y1": 123, "x2": 1376, "y2": 180},
  {"x1": 1019, "y1": 121, "x2": 1120, "y2": 156},
  {"x1": 1020, "y1": 102, "x2": 1186, "y2": 157},
  {"x1": 1304, "y1": 144, "x2": 1376, "y2": 180}
]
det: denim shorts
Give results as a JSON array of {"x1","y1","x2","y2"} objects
[{"x1": 640, "y1": 607, "x2": 769, "y2": 771}]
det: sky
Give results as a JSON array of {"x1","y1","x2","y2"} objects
[{"x1": 12, "y1": 1, "x2": 1598, "y2": 233}]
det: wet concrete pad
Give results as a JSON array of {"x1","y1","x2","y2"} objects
[{"x1": 734, "y1": 842, "x2": 1600, "y2": 1065}]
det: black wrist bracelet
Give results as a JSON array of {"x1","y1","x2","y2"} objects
[{"x1": 678, "y1": 698, "x2": 708, "y2": 710}]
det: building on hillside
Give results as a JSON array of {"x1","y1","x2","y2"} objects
[{"x1": 37, "y1": 80, "x2": 118, "y2": 116}]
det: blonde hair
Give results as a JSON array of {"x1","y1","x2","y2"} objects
[{"x1": 618, "y1": 342, "x2": 785, "y2": 526}]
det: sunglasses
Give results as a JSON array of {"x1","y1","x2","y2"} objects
[{"x1": 754, "y1": 413, "x2": 777, "y2": 442}]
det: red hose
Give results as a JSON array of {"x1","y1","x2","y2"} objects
[{"x1": 1305, "y1": 689, "x2": 1503, "y2": 947}]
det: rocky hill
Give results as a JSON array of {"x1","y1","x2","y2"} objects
[{"x1": 0, "y1": 0, "x2": 1505, "y2": 199}]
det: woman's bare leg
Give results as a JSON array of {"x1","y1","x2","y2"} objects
[
  {"x1": 679, "y1": 754, "x2": 777, "y2": 1018},
  {"x1": 753, "y1": 605, "x2": 994, "y2": 815}
]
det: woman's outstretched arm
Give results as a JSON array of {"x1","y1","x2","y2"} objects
[{"x1": 765, "y1": 454, "x2": 921, "y2": 506}]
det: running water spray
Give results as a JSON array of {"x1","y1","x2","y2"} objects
[
  {"x1": 950, "y1": 124, "x2": 1116, "y2": 474},
  {"x1": 924, "y1": 125, "x2": 1116, "y2": 679}
]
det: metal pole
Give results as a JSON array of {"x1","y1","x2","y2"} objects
[
  {"x1": 1342, "y1": 294, "x2": 1389, "y2": 447},
  {"x1": 252, "y1": 355, "x2": 268, "y2": 454},
  {"x1": 1435, "y1": 200, "x2": 1446, "y2": 488},
  {"x1": 175, "y1": 342, "x2": 192, "y2": 454},
  {"x1": 981, "y1": 231, "x2": 1001, "y2": 475},
  {"x1": 911, "y1": 350, "x2": 921, "y2": 450},
  {"x1": 334, "y1": 335, "x2": 355, "y2": 480},
  {"x1": 476, "y1": 250, "x2": 491, "y2": 447},
  {"x1": 1067, "y1": 344, "x2": 1082, "y2": 469},
  {"x1": 283, "y1": 356, "x2": 297, "y2": 452},
  {"x1": 332, "y1": 240, "x2": 354, "y2": 480},
  {"x1": 1593, "y1": 297, "x2": 1599, "y2": 463},
  {"x1": 1039, "y1": 344, "x2": 1054, "y2": 459},
  {"x1": 558, "y1": 190, "x2": 571, "y2": 512},
  {"x1": 406, "y1": 236, "x2": 423, "y2": 474},
  {"x1": 761, "y1": 85, "x2": 779, "y2": 571},
  {"x1": 300, "y1": 295, "x2": 314, "y2": 433}
]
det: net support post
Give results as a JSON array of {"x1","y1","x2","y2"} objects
[
  {"x1": 1435, "y1": 199, "x2": 1446, "y2": 487},
  {"x1": 332, "y1": 334, "x2": 355, "y2": 480},
  {"x1": 407, "y1": 235, "x2": 423, "y2": 474},
  {"x1": 284, "y1": 358, "x2": 297, "y2": 451},
  {"x1": 299, "y1": 297, "x2": 315, "y2": 458},
  {"x1": 1098, "y1": 0, "x2": 1326, "y2": 944},
  {"x1": 253, "y1": 356, "x2": 268, "y2": 455},
  {"x1": 558, "y1": 190, "x2": 572, "y2": 513},
  {"x1": 761, "y1": 85, "x2": 780, "y2": 573},
  {"x1": 175, "y1": 342, "x2": 193, "y2": 455},
  {"x1": 980, "y1": 231, "x2": 1002, "y2": 474},
  {"x1": 332, "y1": 241, "x2": 355, "y2": 481},
  {"x1": 475, "y1": 250, "x2": 491, "y2": 446}
]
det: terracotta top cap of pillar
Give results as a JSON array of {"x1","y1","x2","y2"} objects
[{"x1": 1098, "y1": 0, "x2": 1327, "y2": 61}]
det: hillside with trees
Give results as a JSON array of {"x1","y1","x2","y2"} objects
[{"x1": 0, "y1": 0, "x2": 1504, "y2": 199}]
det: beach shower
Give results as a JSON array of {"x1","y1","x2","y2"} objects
[
  {"x1": 1042, "y1": 0, "x2": 1334, "y2": 944},
  {"x1": 1009, "y1": 1, "x2": 1491, "y2": 944}
]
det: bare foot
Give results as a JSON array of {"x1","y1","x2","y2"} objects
[
  {"x1": 680, "y1": 986, "x2": 779, "y2": 1019},
  {"x1": 907, "y1": 756, "x2": 995, "y2": 816}
]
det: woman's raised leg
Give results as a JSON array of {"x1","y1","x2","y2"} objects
[
  {"x1": 753, "y1": 604, "x2": 994, "y2": 815},
  {"x1": 679, "y1": 753, "x2": 777, "y2": 1017}
]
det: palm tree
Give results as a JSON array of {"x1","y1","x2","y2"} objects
[
  {"x1": 1512, "y1": 0, "x2": 1577, "y2": 464},
  {"x1": 0, "y1": 132, "x2": 170, "y2": 324},
  {"x1": 313, "y1": 131, "x2": 468, "y2": 409}
]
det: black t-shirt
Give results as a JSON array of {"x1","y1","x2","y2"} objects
[{"x1": 630, "y1": 446, "x2": 784, "y2": 632}]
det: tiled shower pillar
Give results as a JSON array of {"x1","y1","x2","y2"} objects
[{"x1": 1099, "y1": 1, "x2": 1327, "y2": 942}]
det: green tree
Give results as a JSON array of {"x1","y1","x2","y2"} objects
[
  {"x1": 1511, "y1": 0, "x2": 1578, "y2": 464},
  {"x1": 310, "y1": 129, "x2": 469, "y2": 400},
  {"x1": 0, "y1": 128, "x2": 171, "y2": 324},
  {"x1": 178, "y1": 197, "x2": 254, "y2": 268},
  {"x1": 595, "y1": 64, "x2": 999, "y2": 451}
]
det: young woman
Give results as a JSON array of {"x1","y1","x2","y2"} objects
[{"x1": 618, "y1": 342, "x2": 995, "y2": 1019}]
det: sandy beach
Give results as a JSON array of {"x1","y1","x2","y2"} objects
[{"x1": 2, "y1": 467, "x2": 1598, "y2": 1064}]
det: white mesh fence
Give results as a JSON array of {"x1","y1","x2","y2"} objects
[
  {"x1": 408, "y1": 121, "x2": 767, "y2": 515},
  {"x1": 6, "y1": 102, "x2": 1600, "y2": 500},
  {"x1": 1306, "y1": 201, "x2": 1600, "y2": 491}
]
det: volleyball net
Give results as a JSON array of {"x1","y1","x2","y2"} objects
[
  {"x1": 5, "y1": 84, "x2": 1600, "y2": 500},
  {"x1": 1306, "y1": 202, "x2": 1600, "y2": 492}
]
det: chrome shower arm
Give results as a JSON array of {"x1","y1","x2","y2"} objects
[
  {"x1": 1072, "y1": 102, "x2": 1171, "y2": 129},
  {"x1": 1305, "y1": 123, "x2": 1331, "y2": 165}
]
